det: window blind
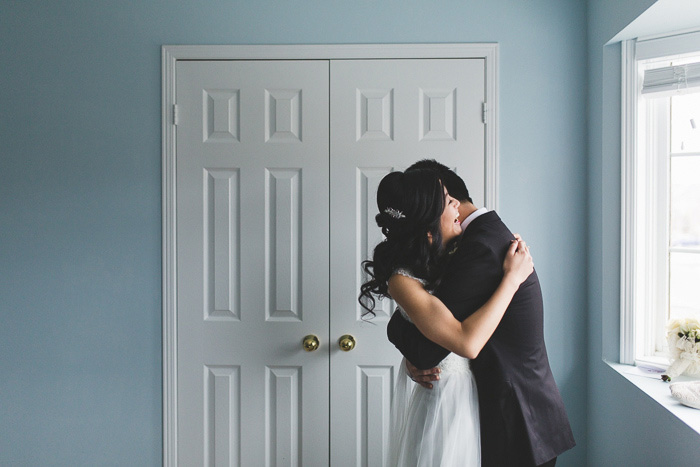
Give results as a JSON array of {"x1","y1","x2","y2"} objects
[{"x1": 642, "y1": 62, "x2": 700, "y2": 96}]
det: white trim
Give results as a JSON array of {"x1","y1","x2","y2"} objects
[
  {"x1": 161, "y1": 43, "x2": 498, "y2": 60},
  {"x1": 636, "y1": 30, "x2": 700, "y2": 61},
  {"x1": 621, "y1": 38, "x2": 673, "y2": 365},
  {"x1": 162, "y1": 46, "x2": 178, "y2": 467},
  {"x1": 162, "y1": 43, "x2": 499, "y2": 466},
  {"x1": 620, "y1": 39, "x2": 638, "y2": 365},
  {"x1": 484, "y1": 45, "x2": 499, "y2": 210},
  {"x1": 648, "y1": 98, "x2": 671, "y2": 355}
]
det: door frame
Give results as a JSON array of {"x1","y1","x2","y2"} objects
[{"x1": 161, "y1": 43, "x2": 498, "y2": 466}]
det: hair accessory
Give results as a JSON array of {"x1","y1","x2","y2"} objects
[{"x1": 384, "y1": 207, "x2": 406, "y2": 219}]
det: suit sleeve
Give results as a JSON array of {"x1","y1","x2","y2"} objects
[
  {"x1": 434, "y1": 241, "x2": 503, "y2": 323},
  {"x1": 386, "y1": 241, "x2": 500, "y2": 369}
]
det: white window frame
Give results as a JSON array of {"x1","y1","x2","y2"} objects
[{"x1": 621, "y1": 31, "x2": 700, "y2": 366}]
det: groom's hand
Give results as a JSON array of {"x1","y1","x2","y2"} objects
[{"x1": 406, "y1": 359, "x2": 440, "y2": 389}]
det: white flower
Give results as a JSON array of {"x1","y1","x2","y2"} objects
[
  {"x1": 667, "y1": 317, "x2": 684, "y2": 333},
  {"x1": 662, "y1": 317, "x2": 700, "y2": 382}
]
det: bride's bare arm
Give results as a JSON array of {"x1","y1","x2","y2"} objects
[{"x1": 388, "y1": 239, "x2": 532, "y2": 360}]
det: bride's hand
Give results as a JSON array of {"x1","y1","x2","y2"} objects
[{"x1": 502, "y1": 237, "x2": 534, "y2": 286}]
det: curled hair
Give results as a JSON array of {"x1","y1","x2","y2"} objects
[{"x1": 358, "y1": 169, "x2": 455, "y2": 318}]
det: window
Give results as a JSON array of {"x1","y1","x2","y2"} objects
[{"x1": 621, "y1": 33, "x2": 700, "y2": 366}]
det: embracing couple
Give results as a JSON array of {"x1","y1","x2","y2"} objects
[{"x1": 359, "y1": 160, "x2": 575, "y2": 466}]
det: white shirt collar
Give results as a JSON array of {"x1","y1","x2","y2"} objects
[{"x1": 460, "y1": 207, "x2": 489, "y2": 232}]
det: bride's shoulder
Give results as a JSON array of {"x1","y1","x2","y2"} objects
[{"x1": 392, "y1": 268, "x2": 427, "y2": 286}]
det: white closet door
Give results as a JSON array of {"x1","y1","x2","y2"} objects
[
  {"x1": 329, "y1": 59, "x2": 485, "y2": 466},
  {"x1": 175, "y1": 60, "x2": 330, "y2": 466},
  {"x1": 173, "y1": 56, "x2": 487, "y2": 467}
]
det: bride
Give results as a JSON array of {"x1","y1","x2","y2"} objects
[{"x1": 359, "y1": 169, "x2": 533, "y2": 466}]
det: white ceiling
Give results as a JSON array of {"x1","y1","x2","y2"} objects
[{"x1": 611, "y1": 0, "x2": 700, "y2": 43}]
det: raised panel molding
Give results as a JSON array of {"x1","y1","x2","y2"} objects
[
  {"x1": 357, "y1": 167, "x2": 394, "y2": 320},
  {"x1": 204, "y1": 365, "x2": 241, "y2": 467},
  {"x1": 419, "y1": 88, "x2": 456, "y2": 141},
  {"x1": 265, "y1": 168, "x2": 302, "y2": 321},
  {"x1": 204, "y1": 168, "x2": 240, "y2": 321},
  {"x1": 203, "y1": 89, "x2": 240, "y2": 142},
  {"x1": 266, "y1": 366, "x2": 301, "y2": 467},
  {"x1": 357, "y1": 89, "x2": 394, "y2": 141},
  {"x1": 357, "y1": 366, "x2": 393, "y2": 466},
  {"x1": 265, "y1": 89, "x2": 302, "y2": 142}
]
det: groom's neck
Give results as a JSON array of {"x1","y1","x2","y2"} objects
[{"x1": 458, "y1": 202, "x2": 478, "y2": 223}]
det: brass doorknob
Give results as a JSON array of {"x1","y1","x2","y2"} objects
[
  {"x1": 302, "y1": 334, "x2": 320, "y2": 352},
  {"x1": 338, "y1": 334, "x2": 356, "y2": 352}
]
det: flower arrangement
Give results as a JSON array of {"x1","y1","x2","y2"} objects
[{"x1": 662, "y1": 317, "x2": 700, "y2": 382}]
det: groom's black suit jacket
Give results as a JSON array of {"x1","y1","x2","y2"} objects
[{"x1": 387, "y1": 211, "x2": 575, "y2": 466}]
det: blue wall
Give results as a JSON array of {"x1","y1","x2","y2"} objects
[
  {"x1": 587, "y1": 0, "x2": 700, "y2": 465},
  {"x1": 0, "y1": 1, "x2": 588, "y2": 464}
]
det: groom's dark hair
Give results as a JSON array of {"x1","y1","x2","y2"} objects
[{"x1": 406, "y1": 159, "x2": 472, "y2": 203}]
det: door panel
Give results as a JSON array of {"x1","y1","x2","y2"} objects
[
  {"x1": 329, "y1": 59, "x2": 485, "y2": 466},
  {"x1": 175, "y1": 57, "x2": 486, "y2": 467},
  {"x1": 176, "y1": 60, "x2": 330, "y2": 466}
]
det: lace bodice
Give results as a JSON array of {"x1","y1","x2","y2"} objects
[{"x1": 437, "y1": 352, "x2": 471, "y2": 374}]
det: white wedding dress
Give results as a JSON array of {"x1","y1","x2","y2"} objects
[{"x1": 390, "y1": 270, "x2": 481, "y2": 467}]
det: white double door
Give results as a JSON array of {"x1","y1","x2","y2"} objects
[{"x1": 175, "y1": 57, "x2": 485, "y2": 466}]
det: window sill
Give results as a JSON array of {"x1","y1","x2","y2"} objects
[{"x1": 607, "y1": 361, "x2": 700, "y2": 435}]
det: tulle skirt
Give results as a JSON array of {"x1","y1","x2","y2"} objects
[{"x1": 390, "y1": 354, "x2": 481, "y2": 467}]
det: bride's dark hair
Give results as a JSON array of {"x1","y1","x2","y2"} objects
[{"x1": 358, "y1": 169, "x2": 454, "y2": 318}]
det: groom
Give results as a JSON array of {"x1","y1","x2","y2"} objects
[{"x1": 387, "y1": 160, "x2": 575, "y2": 467}]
